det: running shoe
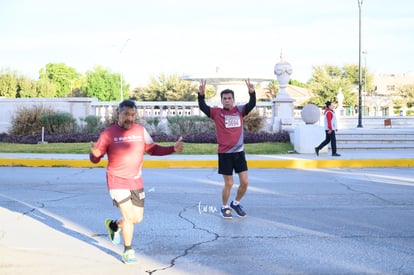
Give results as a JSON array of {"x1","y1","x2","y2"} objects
[
  {"x1": 230, "y1": 201, "x2": 247, "y2": 217},
  {"x1": 220, "y1": 207, "x2": 232, "y2": 219},
  {"x1": 122, "y1": 249, "x2": 137, "y2": 264},
  {"x1": 104, "y1": 218, "x2": 121, "y2": 245}
]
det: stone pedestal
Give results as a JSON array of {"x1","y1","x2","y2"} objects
[
  {"x1": 294, "y1": 125, "x2": 328, "y2": 154},
  {"x1": 272, "y1": 98, "x2": 295, "y2": 132},
  {"x1": 272, "y1": 55, "x2": 295, "y2": 133},
  {"x1": 293, "y1": 103, "x2": 329, "y2": 154}
]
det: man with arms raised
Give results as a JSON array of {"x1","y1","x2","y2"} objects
[{"x1": 198, "y1": 79, "x2": 256, "y2": 219}]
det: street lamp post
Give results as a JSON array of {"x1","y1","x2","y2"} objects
[
  {"x1": 119, "y1": 38, "x2": 131, "y2": 101},
  {"x1": 363, "y1": 50, "x2": 367, "y2": 114},
  {"x1": 357, "y1": 0, "x2": 363, "y2": 127}
]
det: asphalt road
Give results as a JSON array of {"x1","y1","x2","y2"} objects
[{"x1": 1, "y1": 167, "x2": 414, "y2": 275}]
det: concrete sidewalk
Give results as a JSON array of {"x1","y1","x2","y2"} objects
[{"x1": 0, "y1": 149, "x2": 413, "y2": 168}]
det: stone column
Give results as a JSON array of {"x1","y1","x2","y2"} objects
[{"x1": 272, "y1": 55, "x2": 295, "y2": 132}]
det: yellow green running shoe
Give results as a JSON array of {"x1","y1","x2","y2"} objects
[{"x1": 104, "y1": 218, "x2": 121, "y2": 245}]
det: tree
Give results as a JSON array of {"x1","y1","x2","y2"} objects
[
  {"x1": 36, "y1": 78, "x2": 57, "y2": 98},
  {"x1": 307, "y1": 65, "x2": 357, "y2": 107},
  {"x1": 394, "y1": 84, "x2": 414, "y2": 115},
  {"x1": 83, "y1": 66, "x2": 126, "y2": 101},
  {"x1": 164, "y1": 74, "x2": 198, "y2": 101},
  {"x1": 69, "y1": 76, "x2": 88, "y2": 97},
  {"x1": 203, "y1": 84, "x2": 216, "y2": 100},
  {"x1": 132, "y1": 73, "x2": 198, "y2": 101},
  {"x1": 289, "y1": 78, "x2": 307, "y2": 88},
  {"x1": 41, "y1": 63, "x2": 80, "y2": 97},
  {"x1": 264, "y1": 80, "x2": 280, "y2": 100},
  {"x1": 0, "y1": 69, "x2": 18, "y2": 98},
  {"x1": 343, "y1": 64, "x2": 375, "y2": 95},
  {"x1": 16, "y1": 76, "x2": 37, "y2": 98}
]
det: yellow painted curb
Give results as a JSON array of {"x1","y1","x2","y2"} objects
[
  {"x1": 0, "y1": 159, "x2": 107, "y2": 168},
  {"x1": 0, "y1": 158, "x2": 413, "y2": 168},
  {"x1": 248, "y1": 159, "x2": 414, "y2": 168}
]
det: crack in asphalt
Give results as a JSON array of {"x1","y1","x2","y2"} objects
[
  {"x1": 145, "y1": 204, "x2": 219, "y2": 274},
  {"x1": 229, "y1": 234, "x2": 414, "y2": 240},
  {"x1": 334, "y1": 170, "x2": 414, "y2": 206},
  {"x1": 341, "y1": 235, "x2": 414, "y2": 239},
  {"x1": 339, "y1": 181, "x2": 411, "y2": 206}
]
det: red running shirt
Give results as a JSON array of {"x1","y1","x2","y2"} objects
[
  {"x1": 90, "y1": 124, "x2": 174, "y2": 190},
  {"x1": 210, "y1": 106, "x2": 246, "y2": 153}
]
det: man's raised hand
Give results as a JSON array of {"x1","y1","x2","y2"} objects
[
  {"x1": 198, "y1": 79, "x2": 206, "y2": 96},
  {"x1": 245, "y1": 79, "x2": 255, "y2": 93}
]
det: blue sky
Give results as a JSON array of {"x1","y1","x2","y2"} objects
[{"x1": 1, "y1": 0, "x2": 413, "y2": 87}]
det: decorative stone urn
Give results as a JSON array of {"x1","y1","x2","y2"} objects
[
  {"x1": 274, "y1": 59, "x2": 293, "y2": 100},
  {"x1": 271, "y1": 54, "x2": 295, "y2": 133}
]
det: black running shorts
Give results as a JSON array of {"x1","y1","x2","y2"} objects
[{"x1": 218, "y1": 151, "x2": 248, "y2": 175}]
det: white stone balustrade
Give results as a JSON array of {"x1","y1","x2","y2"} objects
[
  {"x1": 0, "y1": 97, "x2": 413, "y2": 134},
  {"x1": 90, "y1": 101, "x2": 274, "y2": 121}
]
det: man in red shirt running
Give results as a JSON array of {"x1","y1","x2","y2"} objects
[
  {"x1": 90, "y1": 99, "x2": 183, "y2": 264},
  {"x1": 198, "y1": 79, "x2": 256, "y2": 219}
]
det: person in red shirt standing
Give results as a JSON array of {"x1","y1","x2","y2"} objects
[
  {"x1": 198, "y1": 79, "x2": 256, "y2": 219},
  {"x1": 315, "y1": 101, "x2": 341, "y2": 157},
  {"x1": 90, "y1": 99, "x2": 183, "y2": 264}
]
